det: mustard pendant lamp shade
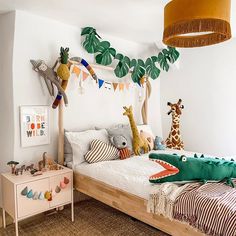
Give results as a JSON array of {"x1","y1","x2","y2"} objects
[{"x1": 163, "y1": 0, "x2": 232, "y2": 47}]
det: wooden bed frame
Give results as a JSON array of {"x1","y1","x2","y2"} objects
[{"x1": 57, "y1": 79, "x2": 205, "y2": 236}]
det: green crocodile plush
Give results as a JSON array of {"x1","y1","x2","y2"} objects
[{"x1": 149, "y1": 153, "x2": 236, "y2": 187}]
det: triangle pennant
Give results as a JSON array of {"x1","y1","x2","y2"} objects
[
  {"x1": 72, "y1": 66, "x2": 81, "y2": 77},
  {"x1": 82, "y1": 71, "x2": 89, "y2": 81},
  {"x1": 119, "y1": 83, "x2": 124, "y2": 91},
  {"x1": 125, "y1": 83, "x2": 130, "y2": 90},
  {"x1": 98, "y1": 79, "x2": 104, "y2": 88},
  {"x1": 113, "y1": 83, "x2": 118, "y2": 91}
]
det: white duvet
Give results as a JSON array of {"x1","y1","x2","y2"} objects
[{"x1": 74, "y1": 149, "x2": 202, "y2": 199}]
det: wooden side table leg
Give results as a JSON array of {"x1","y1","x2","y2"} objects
[
  {"x1": 15, "y1": 219, "x2": 19, "y2": 236},
  {"x1": 2, "y1": 208, "x2": 6, "y2": 228},
  {"x1": 71, "y1": 202, "x2": 74, "y2": 222}
]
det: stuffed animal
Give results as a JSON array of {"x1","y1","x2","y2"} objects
[
  {"x1": 165, "y1": 99, "x2": 184, "y2": 150},
  {"x1": 139, "y1": 130, "x2": 154, "y2": 151},
  {"x1": 123, "y1": 106, "x2": 149, "y2": 155},
  {"x1": 154, "y1": 136, "x2": 166, "y2": 150},
  {"x1": 110, "y1": 135, "x2": 132, "y2": 160},
  {"x1": 30, "y1": 59, "x2": 68, "y2": 107},
  {"x1": 52, "y1": 47, "x2": 71, "y2": 109}
]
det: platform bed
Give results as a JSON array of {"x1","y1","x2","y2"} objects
[{"x1": 74, "y1": 173, "x2": 204, "y2": 236}]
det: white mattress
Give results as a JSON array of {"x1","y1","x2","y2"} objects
[{"x1": 74, "y1": 149, "x2": 202, "y2": 199}]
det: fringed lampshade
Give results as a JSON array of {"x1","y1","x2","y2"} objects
[{"x1": 163, "y1": 0, "x2": 232, "y2": 47}]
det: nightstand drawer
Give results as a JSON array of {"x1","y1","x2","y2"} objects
[
  {"x1": 49, "y1": 172, "x2": 72, "y2": 208},
  {"x1": 16, "y1": 178, "x2": 50, "y2": 218}
]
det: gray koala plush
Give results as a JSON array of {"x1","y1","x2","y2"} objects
[{"x1": 110, "y1": 135, "x2": 128, "y2": 149}]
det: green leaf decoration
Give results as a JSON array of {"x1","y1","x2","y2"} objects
[
  {"x1": 157, "y1": 52, "x2": 170, "y2": 72},
  {"x1": 80, "y1": 27, "x2": 180, "y2": 84},
  {"x1": 83, "y1": 32, "x2": 100, "y2": 54},
  {"x1": 167, "y1": 46, "x2": 180, "y2": 63},
  {"x1": 130, "y1": 59, "x2": 145, "y2": 83},
  {"x1": 145, "y1": 58, "x2": 160, "y2": 80},
  {"x1": 114, "y1": 54, "x2": 131, "y2": 78},
  {"x1": 95, "y1": 41, "x2": 116, "y2": 66}
]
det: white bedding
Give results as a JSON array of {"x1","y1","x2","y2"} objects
[{"x1": 74, "y1": 149, "x2": 203, "y2": 199}]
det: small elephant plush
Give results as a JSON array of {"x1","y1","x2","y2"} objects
[
  {"x1": 110, "y1": 135, "x2": 132, "y2": 160},
  {"x1": 154, "y1": 136, "x2": 166, "y2": 150}
]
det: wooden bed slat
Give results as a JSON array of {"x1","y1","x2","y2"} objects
[{"x1": 74, "y1": 173, "x2": 205, "y2": 236}]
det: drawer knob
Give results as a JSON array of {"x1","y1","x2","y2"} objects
[
  {"x1": 27, "y1": 189, "x2": 33, "y2": 198},
  {"x1": 60, "y1": 181, "x2": 66, "y2": 189},
  {"x1": 44, "y1": 191, "x2": 52, "y2": 201},
  {"x1": 38, "y1": 192, "x2": 44, "y2": 200},
  {"x1": 55, "y1": 185, "x2": 61, "y2": 193},
  {"x1": 33, "y1": 191, "x2": 39, "y2": 200},
  {"x1": 21, "y1": 186, "x2": 28, "y2": 196},
  {"x1": 64, "y1": 177, "x2": 70, "y2": 185}
]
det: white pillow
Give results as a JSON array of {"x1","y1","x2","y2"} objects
[
  {"x1": 65, "y1": 129, "x2": 109, "y2": 165},
  {"x1": 137, "y1": 124, "x2": 155, "y2": 138}
]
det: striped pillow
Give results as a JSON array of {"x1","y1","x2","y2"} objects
[{"x1": 85, "y1": 139, "x2": 119, "y2": 164}]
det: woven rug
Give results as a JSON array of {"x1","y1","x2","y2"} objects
[{"x1": 0, "y1": 199, "x2": 169, "y2": 236}]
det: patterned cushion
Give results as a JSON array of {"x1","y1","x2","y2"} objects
[
  {"x1": 85, "y1": 139, "x2": 119, "y2": 164},
  {"x1": 119, "y1": 148, "x2": 132, "y2": 160}
]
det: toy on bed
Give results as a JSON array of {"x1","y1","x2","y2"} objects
[
  {"x1": 165, "y1": 99, "x2": 184, "y2": 150},
  {"x1": 52, "y1": 47, "x2": 71, "y2": 109},
  {"x1": 140, "y1": 130, "x2": 154, "y2": 151},
  {"x1": 149, "y1": 153, "x2": 236, "y2": 187},
  {"x1": 110, "y1": 135, "x2": 132, "y2": 160},
  {"x1": 154, "y1": 136, "x2": 166, "y2": 150},
  {"x1": 123, "y1": 106, "x2": 149, "y2": 155}
]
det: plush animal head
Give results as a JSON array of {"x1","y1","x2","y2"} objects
[
  {"x1": 110, "y1": 135, "x2": 128, "y2": 149},
  {"x1": 167, "y1": 99, "x2": 184, "y2": 116},
  {"x1": 123, "y1": 106, "x2": 133, "y2": 117},
  {"x1": 30, "y1": 60, "x2": 48, "y2": 72}
]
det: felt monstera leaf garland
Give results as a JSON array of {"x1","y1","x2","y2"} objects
[{"x1": 81, "y1": 27, "x2": 180, "y2": 84}]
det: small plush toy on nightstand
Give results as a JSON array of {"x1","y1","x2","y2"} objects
[{"x1": 110, "y1": 135, "x2": 132, "y2": 160}]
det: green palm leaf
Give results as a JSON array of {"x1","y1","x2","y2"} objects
[
  {"x1": 158, "y1": 52, "x2": 170, "y2": 72},
  {"x1": 145, "y1": 57, "x2": 160, "y2": 80},
  {"x1": 114, "y1": 54, "x2": 131, "y2": 78},
  {"x1": 82, "y1": 32, "x2": 100, "y2": 53},
  {"x1": 95, "y1": 41, "x2": 116, "y2": 65},
  {"x1": 130, "y1": 59, "x2": 145, "y2": 83},
  {"x1": 167, "y1": 46, "x2": 180, "y2": 63}
]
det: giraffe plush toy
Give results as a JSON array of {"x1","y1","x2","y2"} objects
[
  {"x1": 165, "y1": 99, "x2": 184, "y2": 150},
  {"x1": 123, "y1": 106, "x2": 149, "y2": 155}
]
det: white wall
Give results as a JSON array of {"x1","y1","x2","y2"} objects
[
  {"x1": 0, "y1": 11, "x2": 15, "y2": 206},
  {"x1": 161, "y1": 39, "x2": 236, "y2": 156},
  {"x1": 11, "y1": 10, "x2": 162, "y2": 166}
]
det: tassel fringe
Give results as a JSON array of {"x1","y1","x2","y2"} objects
[{"x1": 163, "y1": 18, "x2": 231, "y2": 47}]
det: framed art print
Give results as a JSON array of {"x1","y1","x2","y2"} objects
[{"x1": 20, "y1": 106, "x2": 50, "y2": 147}]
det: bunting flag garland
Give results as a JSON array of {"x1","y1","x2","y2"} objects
[
  {"x1": 70, "y1": 64, "x2": 142, "y2": 93},
  {"x1": 119, "y1": 83, "x2": 124, "y2": 91},
  {"x1": 113, "y1": 83, "x2": 118, "y2": 91},
  {"x1": 98, "y1": 79, "x2": 105, "y2": 88},
  {"x1": 82, "y1": 71, "x2": 89, "y2": 81},
  {"x1": 72, "y1": 66, "x2": 81, "y2": 76}
]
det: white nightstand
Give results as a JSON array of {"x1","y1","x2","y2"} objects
[{"x1": 1, "y1": 165, "x2": 74, "y2": 236}]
